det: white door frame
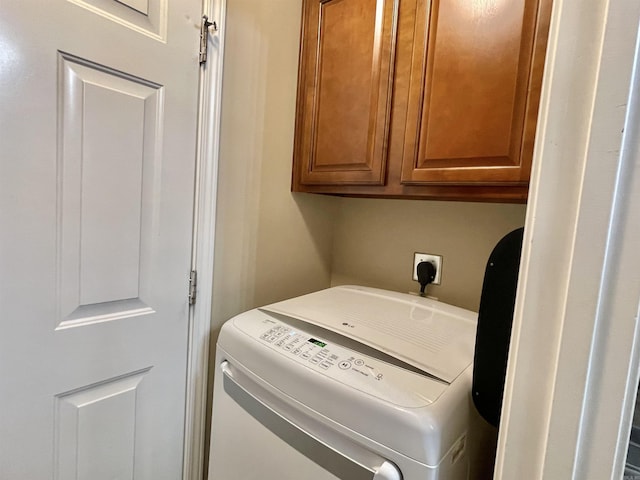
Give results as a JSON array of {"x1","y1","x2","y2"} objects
[
  {"x1": 184, "y1": 0, "x2": 226, "y2": 478},
  {"x1": 496, "y1": 0, "x2": 640, "y2": 478}
]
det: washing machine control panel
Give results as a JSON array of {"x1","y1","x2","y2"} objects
[
  {"x1": 259, "y1": 324, "x2": 360, "y2": 373},
  {"x1": 246, "y1": 315, "x2": 448, "y2": 407}
]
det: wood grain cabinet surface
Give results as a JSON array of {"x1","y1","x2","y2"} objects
[{"x1": 292, "y1": 0, "x2": 552, "y2": 202}]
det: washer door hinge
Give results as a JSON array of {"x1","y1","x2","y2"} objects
[
  {"x1": 199, "y1": 15, "x2": 218, "y2": 65},
  {"x1": 188, "y1": 270, "x2": 198, "y2": 305}
]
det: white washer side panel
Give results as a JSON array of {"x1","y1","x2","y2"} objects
[
  {"x1": 209, "y1": 377, "x2": 341, "y2": 480},
  {"x1": 208, "y1": 357, "x2": 404, "y2": 480}
]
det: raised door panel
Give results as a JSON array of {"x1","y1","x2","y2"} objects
[
  {"x1": 66, "y1": 0, "x2": 167, "y2": 39},
  {"x1": 57, "y1": 53, "x2": 161, "y2": 328},
  {"x1": 401, "y1": 0, "x2": 551, "y2": 185},
  {"x1": 55, "y1": 369, "x2": 151, "y2": 480},
  {"x1": 294, "y1": 0, "x2": 398, "y2": 186}
]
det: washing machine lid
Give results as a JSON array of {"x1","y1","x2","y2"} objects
[{"x1": 262, "y1": 286, "x2": 477, "y2": 384}]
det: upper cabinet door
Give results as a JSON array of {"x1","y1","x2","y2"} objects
[
  {"x1": 401, "y1": 0, "x2": 551, "y2": 185},
  {"x1": 293, "y1": 0, "x2": 399, "y2": 185}
]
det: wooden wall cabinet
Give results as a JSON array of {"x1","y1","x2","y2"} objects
[
  {"x1": 294, "y1": 0, "x2": 398, "y2": 186},
  {"x1": 292, "y1": 0, "x2": 552, "y2": 202}
]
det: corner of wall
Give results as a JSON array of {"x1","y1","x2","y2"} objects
[{"x1": 211, "y1": 0, "x2": 338, "y2": 330}]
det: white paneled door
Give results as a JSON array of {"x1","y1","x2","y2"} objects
[{"x1": 0, "y1": 1, "x2": 202, "y2": 478}]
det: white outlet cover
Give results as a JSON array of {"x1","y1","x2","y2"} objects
[{"x1": 413, "y1": 253, "x2": 443, "y2": 285}]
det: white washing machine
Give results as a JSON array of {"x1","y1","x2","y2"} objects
[{"x1": 208, "y1": 286, "x2": 495, "y2": 480}]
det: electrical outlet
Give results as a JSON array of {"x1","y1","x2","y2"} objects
[{"x1": 413, "y1": 252, "x2": 443, "y2": 285}]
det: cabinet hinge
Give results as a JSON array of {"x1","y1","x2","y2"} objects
[
  {"x1": 188, "y1": 270, "x2": 198, "y2": 305},
  {"x1": 199, "y1": 15, "x2": 218, "y2": 65}
]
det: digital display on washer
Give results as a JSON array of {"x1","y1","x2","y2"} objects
[{"x1": 308, "y1": 338, "x2": 326, "y2": 348}]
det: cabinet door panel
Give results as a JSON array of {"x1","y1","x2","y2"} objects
[
  {"x1": 401, "y1": 0, "x2": 551, "y2": 185},
  {"x1": 294, "y1": 0, "x2": 398, "y2": 185}
]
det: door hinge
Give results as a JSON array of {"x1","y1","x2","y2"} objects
[
  {"x1": 199, "y1": 15, "x2": 218, "y2": 65},
  {"x1": 188, "y1": 270, "x2": 198, "y2": 305}
]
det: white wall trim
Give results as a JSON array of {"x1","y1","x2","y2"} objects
[
  {"x1": 496, "y1": 0, "x2": 640, "y2": 478},
  {"x1": 183, "y1": 0, "x2": 226, "y2": 479}
]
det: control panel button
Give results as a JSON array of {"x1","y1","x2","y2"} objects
[
  {"x1": 339, "y1": 361, "x2": 352, "y2": 370},
  {"x1": 354, "y1": 359, "x2": 364, "y2": 366}
]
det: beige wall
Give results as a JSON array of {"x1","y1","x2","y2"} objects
[
  {"x1": 211, "y1": 0, "x2": 338, "y2": 333},
  {"x1": 331, "y1": 198, "x2": 527, "y2": 311}
]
